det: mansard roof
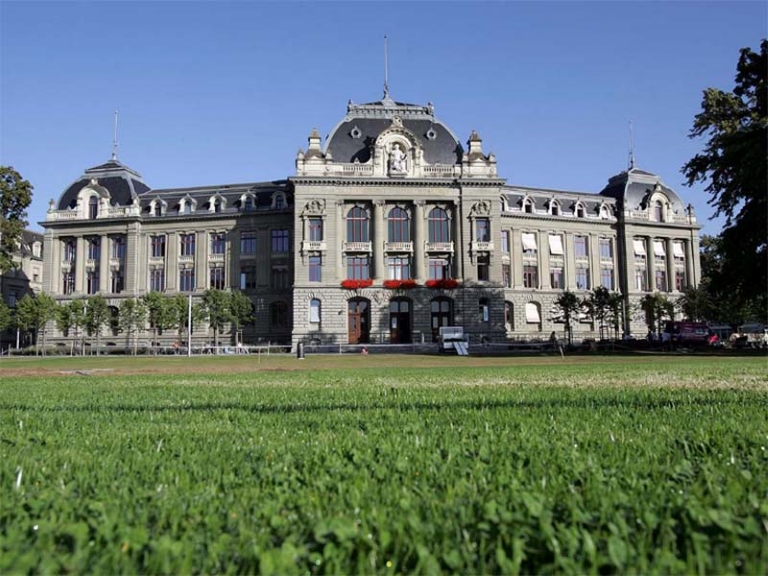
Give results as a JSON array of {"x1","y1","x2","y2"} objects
[
  {"x1": 324, "y1": 94, "x2": 463, "y2": 165},
  {"x1": 599, "y1": 166, "x2": 687, "y2": 213},
  {"x1": 57, "y1": 158, "x2": 150, "y2": 210}
]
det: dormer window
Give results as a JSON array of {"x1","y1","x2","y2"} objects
[
  {"x1": 274, "y1": 193, "x2": 286, "y2": 210},
  {"x1": 654, "y1": 200, "x2": 663, "y2": 222},
  {"x1": 208, "y1": 194, "x2": 225, "y2": 213},
  {"x1": 243, "y1": 196, "x2": 254, "y2": 212},
  {"x1": 523, "y1": 198, "x2": 534, "y2": 214},
  {"x1": 600, "y1": 204, "x2": 610, "y2": 219},
  {"x1": 575, "y1": 203, "x2": 585, "y2": 218},
  {"x1": 154, "y1": 203, "x2": 162, "y2": 216},
  {"x1": 549, "y1": 200, "x2": 560, "y2": 216},
  {"x1": 89, "y1": 196, "x2": 99, "y2": 219},
  {"x1": 183, "y1": 202, "x2": 192, "y2": 215}
]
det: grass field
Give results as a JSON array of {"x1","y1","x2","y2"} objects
[{"x1": 1, "y1": 355, "x2": 766, "y2": 574}]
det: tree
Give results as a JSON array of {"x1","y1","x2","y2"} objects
[
  {"x1": 639, "y1": 293, "x2": 675, "y2": 338},
  {"x1": 200, "y1": 289, "x2": 232, "y2": 349},
  {"x1": 0, "y1": 166, "x2": 33, "y2": 274},
  {"x1": 119, "y1": 298, "x2": 147, "y2": 355},
  {"x1": 167, "y1": 293, "x2": 204, "y2": 350},
  {"x1": 583, "y1": 287, "x2": 615, "y2": 340},
  {"x1": 85, "y1": 295, "x2": 110, "y2": 353},
  {"x1": 57, "y1": 299, "x2": 87, "y2": 355},
  {"x1": 229, "y1": 291, "x2": 254, "y2": 345},
  {"x1": 143, "y1": 292, "x2": 173, "y2": 353},
  {"x1": 553, "y1": 290, "x2": 581, "y2": 346},
  {"x1": 682, "y1": 40, "x2": 767, "y2": 318},
  {"x1": 677, "y1": 286, "x2": 711, "y2": 322},
  {"x1": 0, "y1": 300, "x2": 11, "y2": 338},
  {"x1": 13, "y1": 292, "x2": 56, "y2": 354}
]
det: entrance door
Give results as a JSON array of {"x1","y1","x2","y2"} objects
[
  {"x1": 389, "y1": 298, "x2": 411, "y2": 344},
  {"x1": 431, "y1": 297, "x2": 453, "y2": 342},
  {"x1": 348, "y1": 298, "x2": 370, "y2": 344}
]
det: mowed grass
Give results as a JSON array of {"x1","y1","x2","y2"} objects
[{"x1": 1, "y1": 356, "x2": 766, "y2": 574}]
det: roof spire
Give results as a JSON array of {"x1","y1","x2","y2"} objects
[
  {"x1": 628, "y1": 119, "x2": 635, "y2": 170},
  {"x1": 112, "y1": 109, "x2": 119, "y2": 161},
  {"x1": 383, "y1": 34, "x2": 390, "y2": 100}
]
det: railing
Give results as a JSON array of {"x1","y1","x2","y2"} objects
[
  {"x1": 179, "y1": 255, "x2": 195, "y2": 264},
  {"x1": 425, "y1": 242, "x2": 454, "y2": 253},
  {"x1": 209, "y1": 253, "x2": 225, "y2": 263},
  {"x1": 301, "y1": 240, "x2": 327, "y2": 252},
  {"x1": 341, "y1": 164, "x2": 374, "y2": 176},
  {"x1": 423, "y1": 165, "x2": 458, "y2": 177},
  {"x1": 343, "y1": 241, "x2": 372, "y2": 252},
  {"x1": 384, "y1": 241, "x2": 413, "y2": 252},
  {"x1": 471, "y1": 241, "x2": 494, "y2": 252},
  {"x1": 47, "y1": 211, "x2": 80, "y2": 221}
]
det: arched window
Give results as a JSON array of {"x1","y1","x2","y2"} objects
[
  {"x1": 243, "y1": 196, "x2": 254, "y2": 212},
  {"x1": 600, "y1": 204, "x2": 610, "y2": 219},
  {"x1": 550, "y1": 201, "x2": 560, "y2": 216},
  {"x1": 505, "y1": 301, "x2": 514, "y2": 332},
  {"x1": 428, "y1": 208, "x2": 450, "y2": 243},
  {"x1": 388, "y1": 207, "x2": 410, "y2": 242},
  {"x1": 213, "y1": 198, "x2": 223, "y2": 213},
  {"x1": 654, "y1": 200, "x2": 664, "y2": 222},
  {"x1": 575, "y1": 203, "x2": 585, "y2": 218},
  {"x1": 430, "y1": 296, "x2": 453, "y2": 342},
  {"x1": 525, "y1": 302, "x2": 541, "y2": 331},
  {"x1": 346, "y1": 206, "x2": 369, "y2": 242},
  {"x1": 153, "y1": 202, "x2": 162, "y2": 217},
  {"x1": 523, "y1": 198, "x2": 534, "y2": 214},
  {"x1": 270, "y1": 301, "x2": 289, "y2": 328},
  {"x1": 89, "y1": 196, "x2": 99, "y2": 219},
  {"x1": 479, "y1": 298, "x2": 490, "y2": 323},
  {"x1": 309, "y1": 298, "x2": 321, "y2": 324},
  {"x1": 274, "y1": 194, "x2": 285, "y2": 210}
]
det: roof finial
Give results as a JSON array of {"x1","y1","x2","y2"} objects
[
  {"x1": 383, "y1": 34, "x2": 389, "y2": 99},
  {"x1": 112, "y1": 109, "x2": 119, "y2": 161},
  {"x1": 628, "y1": 119, "x2": 635, "y2": 170}
]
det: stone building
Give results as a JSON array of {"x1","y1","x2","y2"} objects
[
  {"x1": 1, "y1": 229, "x2": 44, "y2": 349},
  {"x1": 41, "y1": 92, "x2": 701, "y2": 349}
]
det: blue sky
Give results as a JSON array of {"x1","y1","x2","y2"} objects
[{"x1": 1, "y1": 1, "x2": 765, "y2": 235}]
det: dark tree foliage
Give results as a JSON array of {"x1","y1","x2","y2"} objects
[
  {"x1": 682, "y1": 40, "x2": 767, "y2": 318},
  {"x1": 0, "y1": 166, "x2": 34, "y2": 273}
]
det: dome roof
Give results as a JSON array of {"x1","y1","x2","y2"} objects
[
  {"x1": 599, "y1": 166, "x2": 687, "y2": 214},
  {"x1": 57, "y1": 158, "x2": 150, "y2": 210},
  {"x1": 324, "y1": 95, "x2": 463, "y2": 165}
]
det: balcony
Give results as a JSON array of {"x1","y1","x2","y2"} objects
[
  {"x1": 301, "y1": 240, "x2": 327, "y2": 252},
  {"x1": 209, "y1": 253, "x2": 225, "y2": 263},
  {"x1": 384, "y1": 241, "x2": 413, "y2": 253},
  {"x1": 471, "y1": 241, "x2": 494, "y2": 252},
  {"x1": 425, "y1": 242, "x2": 454, "y2": 253},
  {"x1": 179, "y1": 255, "x2": 195, "y2": 264},
  {"x1": 343, "y1": 241, "x2": 372, "y2": 253}
]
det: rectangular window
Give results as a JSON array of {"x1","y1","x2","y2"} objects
[
  {"x1": 210, "y1": 233, "x2": 226, "y2": 255},
  {"x1": 179, "y1": 268, "x2": 195, "y2": 292},
  {"x1": 271, "y1": 265, "x2": 290, "y2": 288},
  {"x1": 309, "y1": 218, "x2": 323, "y2": 242},
  {"x1": 271, "y1": 229, "x2": 290, "y2": 253},
  {"x1": 86, "y1": 271, "x2": 99, "y2": 294},
  {"x1": 477, "y1": 254, "x2": 490, "y2": 281},
  {"x1": 501, "y1": 230, "x2": 510, "y2": 253},
  {"x1": 576, "y1": 267, "x2": 590, "y2": 290},
  {"x1": 309, "y1": 299, "x2": 321, "y2": 324},
  {"x1": 347, "y1": 256, "x2": 370, "y2": 280},
  {"x1": 63, "y1": 239, "x2": 76, "y2": 262},
  {"x1": 502, "y1": 264, "x2": 511, "y2": 287},
  {"x1": 62, "y1": 271, "x2": 75, "y2": 295},
  {"x1": 111, "y1": 236, "x2": 126, "y2": 260},
  {"x1": 240, "y1": 232, "x2": 257, "y2": 254},
  {"x1": 653, "y1": 240, "x2": 666, "y2": 259},
  {"x1": 180, "y1": 234, "x2": 196, "y2": 257},
  {"x1": 210, "y1": 267, "x2": 226, "y2": 290},
  {"x1": 635, "y1": 268, "x2": 647, "y2": 291},
  {"x1": 429, "y1": 258, "x2": 450, "y2": 280},
  {"x1": 150, "y1": 268, "x2": 165, "y2": 292},
  {"x1": 548, "y1": 234, "x2": 564, "y2": 256},
  {"x1": 309, "y1": 254, "x2": 322, "y2": 282},
  {"x1": 675, "y1": 270, "x2": 686, "y2": 291},
  {"x1": 575, "y1": 236, "x2": 588, "y2": 258},
  {"x1": 87, "y1": 238, "x2": 100, "y2": 260},
  {"x1": 388, "y1": 257, "x2": 411, "y2": 280},
  {"x1": 523, "y1": 264, "x2": 538, "y2": 288},
  {"x1": 8, "y1": 291, "x2": 18, "y2": 307},
  {"x1": 522, "y1": 232, "x2": 537, "y2": 253},
  {"x1": 110, "y1": 270, "x2": 124, "y2": 293},
  {"x1": 600, "y1": 268, "x2": 614, "y2": 290},
  {"x1": 240, "y1": 265, "x2": 256, "y2": 290},
  {"x1": 151, "y1": 236, "x2": 166, "y2": 258},
  {"x1": 550, "y1": 266, "x2": 564, "y2": 289},
  {"x1": 599, "y1": 238, "x2": 613, "y2": 259},
  {"x1": 475, "y1": 218, "x2": 490, "y2": 242},
  {"x1": 655, "y1": 269, "x2": 667, "y2": 292}
]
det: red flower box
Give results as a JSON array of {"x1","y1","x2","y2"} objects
[
  {"x1": 383, "y1": 279, "x2": 418, "y2": 289},
  {"x1": 425, "y1": 278, "x2": 459, "y2": 289},
  {"x1": 341, "y1": 279, "x2": 373, "y2": 290}
]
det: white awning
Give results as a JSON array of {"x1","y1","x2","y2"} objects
[
  {"x1": 654, "y1": 240, "x2": 666, "y2": 257},
  {"x1": 548, "y1": 234, "x2": 564, "y2": 255},
  {"x1": 673, "y1": 242, "x2": 685, "y2": 258},
  {"x1": 522, "y1": 233, "x2": 537, "y2": 251},
  {"x1": 633, "y1": 239, "x2": 646, "y2": 256},
  {"x1": 525, "y1": 302, "x2": 541, "y2": 323}
]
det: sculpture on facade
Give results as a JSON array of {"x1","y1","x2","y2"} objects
[{"x1": 389, "y1": 143, "x2": 407, "y2": 174}]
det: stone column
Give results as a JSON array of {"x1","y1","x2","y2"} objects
[
  {"x1": 74, "y1": 237, "x2": 85, "y2": 294},
  {"x1": 453, "y1": 201, "x2": 464, "y2": 281},
  {"x1": 196, "y1": 231, "x2": 207, "y2": 291},
  {"x1": 228, "y1": 230, "x2": 239, "y2": 290},
  {"x1": 589, "y1": 235, "x2": 600, "y2": 289},
  {"x1": 414, "y1": 201, "x2": 425, "y2": 283},
  {"x1": 538, "y1": 230, "x2": 550, "y2": 289},
  {"x1": 564, "y1": 233, "x2": 576, "y2": 290},
  {"x1": 43, "y1": 232, "x2": 59, "y2": 294},
  {"x1": 373, "y1": 200, "x2": 385, "y2": 282},
  {"x1": 684, "y1": 238, "x2": 694, "y2": 289},
  {"x1": 99, "y1": 235, "x2": 110, "y2": 293},
  {"x1": 646, "y1": 237, "x2": 656, "y2": 291},
  {"x1": 666, "y1": 238, "x2": 675, "y2": 292},
  {"x1": 125, "y1": 224, "x2": 140, "y2": 295},
  {"x1": 336, "y1": 201, "x2": 345, "y2": 280},
  {"x1": 166, "y1": 232, "x2": 178, "y2": 291},
  {"x1": 511, "y1": 229, "x2": 523, "y2": 288}
]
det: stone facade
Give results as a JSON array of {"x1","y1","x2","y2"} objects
[
  {"x1": 1, "y1": 230, "x2": 44, "y2": 349},
  {"x1": 40, "y1": 94, "x2": 701, "y2": 349}
]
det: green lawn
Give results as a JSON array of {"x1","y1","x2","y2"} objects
[{"x1": 1, "y1": 356, "x2": 766, "y2": 574}]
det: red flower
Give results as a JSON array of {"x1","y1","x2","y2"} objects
[
  {"x1": 341, "y1": 279, "x2": 373, "y2": 290},
  {"x1": 383, "y1": 279, "x2": 418, "y2": 289},
  {"x1": 425, "y1": 278, "x2": 459, "y2": 289}
]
